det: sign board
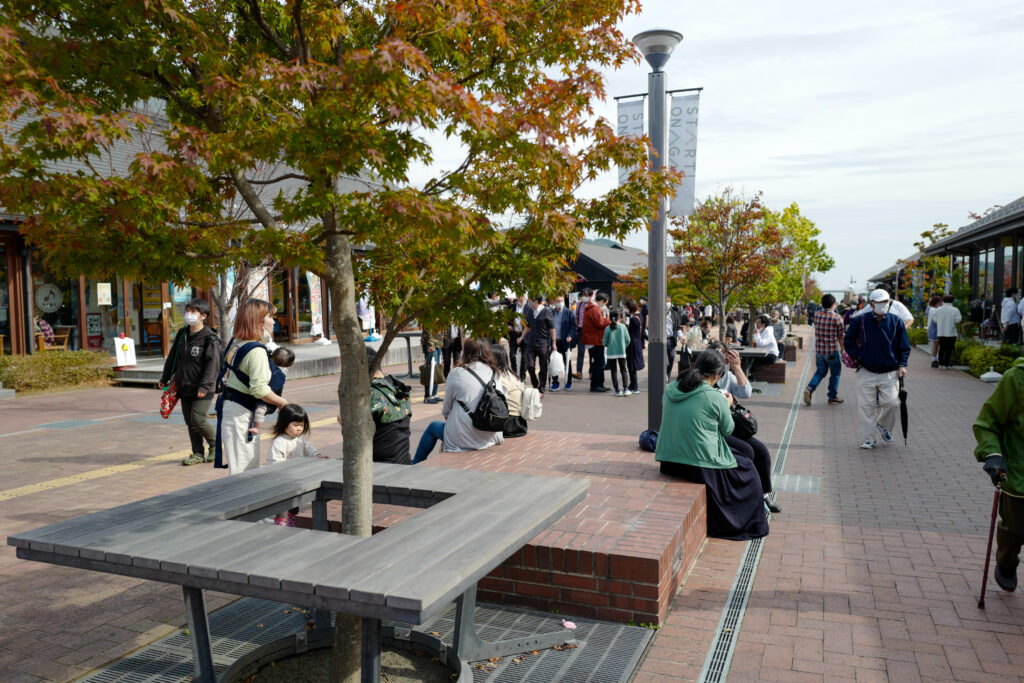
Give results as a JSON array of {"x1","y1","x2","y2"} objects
[
  {"x1": 86, "y1": 313, "x2": 104, "y2": 349},
  {"x1": 35, "y1": 283, "x2": 62, "y2": 313},
  {"x1": 114, "y1": 336, "x2": 137, "y2": 367},
  {"x1": 668, "y1": 94, "x2": 699, "y2": 217},
  {"x1": 142, "y1": 286, "x2": 162, "y2": 320},
  {"x1": 96, "y1": 282, "x2": 112, "y2": 306}
]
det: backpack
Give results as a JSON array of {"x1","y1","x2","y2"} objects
[
  {"x1": 216, "y1": 340, "x2": 278, "y2": 411},
  {"x1": 458, "y1": 365, "x2": 510, "y2": 432}
]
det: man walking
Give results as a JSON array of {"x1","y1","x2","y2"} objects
[
  {"x1": 844, "y1": 289, "x2": 911, "y2": 449},
  {"x1": 1002, "y1": 288, "x2": 1021, "y2": 345},
  {"x1": 551, "y1": 295, "x2": 575, "y2": 391},
  {"x1": 582, "y1": 291, "x2": 611, "y2": 392},
  {"x1": 803, "y1": 293, "x2": 845, "y2": 406},
  {"x1": 932, "y1": 294, "x2": 962, "y2": 367},
  {"x1": 519, "y1": 294, "x2": 556, "y2": 396},
  {"x1": 572, "y1": 288, "x2": 593, "y2": 381}
]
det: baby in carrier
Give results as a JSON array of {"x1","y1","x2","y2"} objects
[{"x1": 247, "y1": 347, "x2": 296, "y2": 441}]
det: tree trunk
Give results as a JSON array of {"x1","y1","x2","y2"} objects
[{"x1": 322, "y1": 221, "x2": 375, "y2": 682}]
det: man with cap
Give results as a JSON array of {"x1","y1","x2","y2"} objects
[
  {"x1": 844, "y1": 288, "x2": 911, "y2": 449},
  {"x1": 852, "y1": 283, "x2": 913, "y2": 330}
]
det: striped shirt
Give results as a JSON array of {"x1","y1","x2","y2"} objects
[{"x1": 813, "y1": 308, "x2": 845, "y2": 356}]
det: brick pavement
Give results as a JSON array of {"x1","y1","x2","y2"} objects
[
  {"x1": 637, "y1": 330, "x2": 1024, "y2": 682},
  {"x1": 4, "y1": 337, "x2": 1021, "y2": 681}
]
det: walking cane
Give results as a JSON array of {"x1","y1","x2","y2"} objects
[{"x1": 979, "y1": 482, "x2": 1002, "y2": 609}]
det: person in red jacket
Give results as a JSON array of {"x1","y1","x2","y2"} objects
[{"x1": 583, "y1": 292, "x2": 612, "y2": 392}]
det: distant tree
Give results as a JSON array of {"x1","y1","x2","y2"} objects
[
  {"x1": 669, "y1": 188, "x2": 792, "y2": 339},
  {"x1": 613, "y1": 263, "x2": 699, "y2": 306},
  {"x1": 753, "y1": 203, "x2": 833, "y2": 309}
]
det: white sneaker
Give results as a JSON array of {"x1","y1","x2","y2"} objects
[
  {"x1": 624, "y1": 389, "x2": 632, "y2": 396},
  {"x1": 859, "y1": 440, "x2": 875, "y2": 450},
  {"x1": 876, "y1": 424, "x2": 893, "y2": 443},
  {"x1": 615, "y1": 390, "x2": 623, "y2": 397}
]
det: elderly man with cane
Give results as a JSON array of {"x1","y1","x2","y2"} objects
[{"x1": 973, "y1": 356, "x2": 1024, "y2": 594}]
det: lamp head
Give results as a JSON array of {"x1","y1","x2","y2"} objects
[{"x1": 633, "y1": 29, "x2": 684, "y2": 71}]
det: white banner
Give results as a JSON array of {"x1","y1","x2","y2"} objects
[
  {"x1": 668, "y1": 94, "x2": 699, "y2": 217},
  {"x1": 616, "y1": 98, "x2": 646, "y2": 186}
]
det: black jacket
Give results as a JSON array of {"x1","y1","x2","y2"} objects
[{"x1": 160, "y1": 326, "x2": 222, "y2": 398}]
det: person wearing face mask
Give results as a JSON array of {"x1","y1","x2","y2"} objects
[
  {"x1": 852, "y1": 283, "x2": 914, "y2": 330},
  {"x1": 572, "y1": 288, "x2": 593, "y2": 381},
  {"x1": 159, "y1": 299, "x2": 223, "y2": 466},
  {"x1": 550, "y1": 295, "x2": 575, "y2": 391},
  {"x1": 844, "y1": 289, "x2": 911, "y2": 450}
]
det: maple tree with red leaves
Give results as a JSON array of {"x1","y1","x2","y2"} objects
[
  {"x1": 669, "y1": 188, "x2": 792, "y2": 339},
  {"x1": 0, "y1": 0, "x2": 675, "y2": 675}
]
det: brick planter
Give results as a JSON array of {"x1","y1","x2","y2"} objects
[
  {"x1": 310, "y1": 432, "x2": 709, "y2": 626},
  {"x1": 783, "y1": 343, "x2": 797, "y2": 361}
]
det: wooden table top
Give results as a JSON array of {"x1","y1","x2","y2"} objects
[{"x1": 9, "y1": 459, "x2": 588, "y2": 624}]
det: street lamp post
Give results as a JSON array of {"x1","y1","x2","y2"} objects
[{"x1": 633, "y1": 28, "x2": 683, "y2": 432}]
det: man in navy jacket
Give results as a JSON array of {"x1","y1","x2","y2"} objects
[{"x1": 844, "y1": 289, "x2": 911, "y2": 449}]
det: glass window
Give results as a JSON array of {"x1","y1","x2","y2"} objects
[
  {"x1": 296, "y1": 270, "x2": 312, "y2": 338},
  {"x1": 984, "y1": 247, "x2": 995, "y2": 303},
  {"x1": 168, "y1": 283, "x2": 194, "y2": 336},
  {"x1": 83, "y1": 278, "x2": 121, "y2": 352},
  {"x1": 31, "y1": 261, "x2": 79, "y2": 349},
  {"x1": 1004, "y1": 247, "x2": 1015, "y2": 292}
]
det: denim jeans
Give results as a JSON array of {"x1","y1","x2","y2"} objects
[
  {"x1": 413, "y1": 420, "x2": 445, "y2": 464},
  {"x1": 807, "y1": 351, "x2": 842, "y2": 399}
]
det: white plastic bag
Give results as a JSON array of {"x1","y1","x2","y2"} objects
[{"x1": 548, "y1": 350, "x2": 565, "y2": 377}]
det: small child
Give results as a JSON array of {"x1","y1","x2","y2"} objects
[
  {"x1": 266, "y1": 404, "x2": 321, "y2": 526},
  {"x1": 248, "y1": 347, "x2": 295, "y2": 440}
]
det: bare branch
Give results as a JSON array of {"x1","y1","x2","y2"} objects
[{"x1": 244, "y1": 0, "x2": 295, "y2": 60}]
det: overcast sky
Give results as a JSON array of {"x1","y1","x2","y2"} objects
[{"x1": 595, "y1": 0, "x2": 1024, "y2": 293}]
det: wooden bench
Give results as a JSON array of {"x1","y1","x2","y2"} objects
[{"x1": 8, "y1": 459, "x2": 588, "y2": 682}]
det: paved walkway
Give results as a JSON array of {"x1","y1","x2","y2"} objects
[
  {"x1": 636, "y1": 333, "x2": 1024, "y2": 682},
  {"x1": 2, "y1": 332, "x2": 1022, "y2": 681}
]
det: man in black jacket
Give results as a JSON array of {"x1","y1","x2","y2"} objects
[{"x1": 159, "y1": 298, "x2": 222, "y2": 465}]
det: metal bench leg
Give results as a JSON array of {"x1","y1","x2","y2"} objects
[
  {"x1": 361, "y1": 617, "x2": 381, "y2": 682},
  {"x1": 311, "y1": 500, "x2": 333, "y2": 632},
  {"x1": 451, "y1": 585, "x2": 575, "y2": 663},
  {"x1": 182, "y1": 586, "x2": 216, "y2": 682}
]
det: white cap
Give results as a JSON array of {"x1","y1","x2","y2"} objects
[{"x1": 868, "y1": 289, "x2": 889, "y2": 302}]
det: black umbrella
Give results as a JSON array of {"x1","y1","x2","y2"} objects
[{"x1": 898, "y1": 376, "x2": 908, "y2": 445}]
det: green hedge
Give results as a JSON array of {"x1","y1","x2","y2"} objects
[
  {"x1": 0, "y1": 350, "x2": 113, "y2": 393},
  {"x1": 955, "y1": 341, "x2": 1021, "y2": 378},
  {"x1": 907, "y1": 328, "x2": 929, "y2": 346}
]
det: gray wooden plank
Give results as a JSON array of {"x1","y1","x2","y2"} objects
[
  {"x1": 86, "y1": 517, "x2": 214, "y2": 564},
  {"x1": 159, "y1": 522, "x2": 273, "y2": 576},
  {"x1": 7, "y1": 458, "x2": 327, "y2": 547},
  {"x1": 382, "y1": 477, "x2": 588, "y2": 614},
  {"x1": 132, "y1": 521, "x2": 241, "y2": 570},
  {"x1": 301, "y1": 480, "x2": 522, "y2": 604},
  {"x1": 216, "y1": 529, "x2": 351, "y2": 584},
  {"x1": 29, "y1": 459, "x2": 338, "y2": 553},
  {"x1": 351, "y1": 475, "x2": 574, "y2": 608},
  {"x1": 186, "y1": 523, "x2": 304, "y2": 580}
]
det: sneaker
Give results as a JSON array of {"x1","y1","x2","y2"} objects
[
  {"x1": 615, "y1": 390, "x2": 623, "y2": 397},
  {"x1": 573, "y1": 372, "x2": 583, "y2": 379},
  {"x1": 931, "y1": 360, "x2": 939, "y2": 368},
  {"x1": 877, "y1": 424, "x2": 893, "y2": 443},
  {"x1": 424, "y1": 396, "x2": 442, "y2": 404},
  {"x1": 182, "y1": 453, "x2": 205, "y2": 466},
  {"x1": 995, "y1": 564, "x2": 1017, "y2": 592},
  {"x1": 564, "y1": 384, "x2": 573, "y2": 391},
  {"x1": 274, "y1": 516, "x2": 287, "y2": 526},
  {"x1": 859, "y1": 440, "x2": 875, "y2": 449},
  {"x1": 624, "y1": 389, "x2": 632, "y2": 396},
  {"x1": 286, "y1": 513, "x2": 297, "y2": 528},
  {"x1": 827, "y1": 397, "x2": 844, "y2": 404},
  {"x1": 803, "y1": 388, "x2": 812, "y2": 406},
  {"x1": 550, "y1": 381, "x2": 560, "y2": 392},
  {"x1": 591, "y1": 386, "x2": 610, "y2": 393}
]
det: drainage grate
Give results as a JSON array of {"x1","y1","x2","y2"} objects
[
  {"x1": 699, "y1": 537, "x2": 765, "y2": 682},
  {"x1": 699, "y1": 353, "x2": 812, "y2": 683},
  {"x1": 772, "y1": 473, "x2": 820, "y2": 495},
  {"x1": 80, "y1": 598, "x2": 653, "y2": 683}
]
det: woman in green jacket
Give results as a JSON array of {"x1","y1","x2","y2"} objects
[{"x1": 655, "y1": 351, "x2": 769, "y2": 540}]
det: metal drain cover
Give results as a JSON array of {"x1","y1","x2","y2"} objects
[
  {"x1": 772, "y1": 473, "x2": 820, "y2": 494},
  {"x1": 80, "y1": 597, "x2": 654, "y2": 683}
]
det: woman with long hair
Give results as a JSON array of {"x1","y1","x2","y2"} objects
[
  {"x1": 655, "y1": 350, "x2": 769, "y2": 540},
  {"x1": 412, "y1": 337, "x2": 505, "y2": 463},
  {"x1": 491, "y1": 343, "x2": 527, "y2": 437},
  {"x1": 215, "y1": 298, "x2": 288, "y2": 474}
]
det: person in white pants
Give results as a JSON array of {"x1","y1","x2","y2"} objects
[{"x1": 844, "y1": 289, "x2": 911, "y2": 450}]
